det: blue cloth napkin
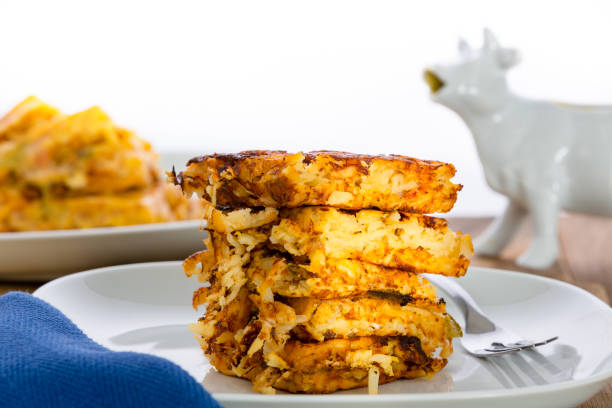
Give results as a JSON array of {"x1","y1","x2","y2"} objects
[{"x1": 0, "y1": 292, "x2": 222, "y2": 408}]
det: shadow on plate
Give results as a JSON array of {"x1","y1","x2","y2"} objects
[
  {"x1": 108, "y1": 324, "x2": 196, "y2": 350},
  {"x1": 479, "y1": 344, "x2": 580, "y2": 388}
]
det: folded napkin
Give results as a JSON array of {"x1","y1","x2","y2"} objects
[{"x1": 0, "y1": 292, "x2": 222, "y2": 408}]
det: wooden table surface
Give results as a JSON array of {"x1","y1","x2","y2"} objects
[{"x1": 1, "y1": 216, "x2": 611, "y2": 407}]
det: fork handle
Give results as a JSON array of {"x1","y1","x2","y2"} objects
[{"x1": 423, "y1": 274, "x2": 496, "y2": 334}]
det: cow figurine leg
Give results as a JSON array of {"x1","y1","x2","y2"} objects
[
  {"x1": 476, "y1": 197, "x2": 560, "y2": 269},
  {"x1": 474, "y1": 201, "x2": 526, "y2": 257},
  {"x1": 516, "y1": 191, "x2": 560, "y2": 269}
]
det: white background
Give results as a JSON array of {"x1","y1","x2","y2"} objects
[{"x1": 1, "y1": 1, "x2": 612, "y2": 216}]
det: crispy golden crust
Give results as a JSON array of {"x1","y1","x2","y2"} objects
[
  {"x1": 0, "y1": 183, "x2": 199, "y2": 232},
  {"x1": 269, "y1": 206, "x2": 472, "y2": 277},
  {"x1": 246, "y1": 249, "x2": 442, "y2": 304},
  {"x1": 174, "y1": 150, "x2": 461, "y2": 213}
]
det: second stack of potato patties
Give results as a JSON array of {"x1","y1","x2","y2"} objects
[
  {"x1": 175, "y1": 150, "x2": 473, "y2": 394},
  {"x1": 0, "y1": 96, "x2": 199, "y2": 231}
]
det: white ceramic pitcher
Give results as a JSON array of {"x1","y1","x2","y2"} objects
[{"x1": 425, "y1": 29, "x2": 612, "y2": 269}]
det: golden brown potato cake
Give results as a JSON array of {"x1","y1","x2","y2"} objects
[
  {"x1": 240, "y1": 293, "x2": 459, "y2": 378},
  {"x1": 246, "y1": 249, "x2": 441, "y2": 303},
  {"x1": 265, "y1": 359, "x2": 448, "y2": 394},
  {"x1": 203, "y1": 330, "x2": 448, "y2": 394},
  {"x1": 278, "y1": 336, "x2": 432, "y2": 372},
  {"x1": 186, "y1": 231, "x2": 446, "y2": 309},
  {"x1": 195, "y1": 205, "x2": 472, "y2": 276},
  {"x1": 0, "y1": 184, "x2": 199, "y2": 232},
  {"x1": 172, "y1": 150, "x2": 461, "y2": 213},
  {"x1": 0, "y1": 104, "x2": 159, "y2": 195},
  {"x1": 269, "y1": 337, "x2": 449, "y2": 393},
  {"x1": 269, "y1": 206, "x2": 472, "y2": 277},
  {"x1": 285, "y1": 296, "x2": 460, "y2": 357}
]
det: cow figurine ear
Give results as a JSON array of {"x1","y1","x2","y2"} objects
[
  {"x1": 498, "y1": 48, "x2": 521, "y2": 69},
  {"x1": 483, "y1": 28, "x2": 520, "y2": 69},
  {"x1": 458, "y1": 37, "x2": 472, "y2": 57},
  {"x1": 483, "y1": 28, "x2": 500, "y2": 50}
]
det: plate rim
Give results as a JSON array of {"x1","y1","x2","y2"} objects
[
  {"x1": 33, "y1": 262, "x2": 612, "y2": 402},
  {"x1": 0, "y1": 220, "x2": 202, "y2": 241}
]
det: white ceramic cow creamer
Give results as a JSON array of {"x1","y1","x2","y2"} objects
[{"x1": 425, "y1": 29, "x2": 612, "y2": 269}]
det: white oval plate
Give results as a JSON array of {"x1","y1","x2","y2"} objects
[
  {"x1": 0, "y1": 221, "x2": 205, "y2": 280},
  {"x1": 34, "y1": 262, "x2": 612, "y2": 408}
]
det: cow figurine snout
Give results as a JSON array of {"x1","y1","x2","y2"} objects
[{"x1": 426, "y1": 28, "x2": 612, "y2": 269}]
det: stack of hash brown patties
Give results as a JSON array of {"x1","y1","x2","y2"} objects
[{"x1": 173, "y1": 150, "x2": 473, "y2": 394}]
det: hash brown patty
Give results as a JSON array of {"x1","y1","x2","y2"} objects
[{"x1": 173, "y1": 150, "x2": 461, "y2": 213}]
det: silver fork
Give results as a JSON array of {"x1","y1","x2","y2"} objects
[{"x1": 424, "y1": 274, "x2": 558, "y2": 357}]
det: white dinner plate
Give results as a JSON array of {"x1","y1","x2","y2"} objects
[
  {"x1": 0, "y1": 221, "x2": 205, "y2": 280},
  {"x1": 0, "y1": 152, "x2": 206, "y2": 281},
  {"x1": 34, "y1": 262, "x2": 612, "y2": 408}
]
